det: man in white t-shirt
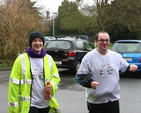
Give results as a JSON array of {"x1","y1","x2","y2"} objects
[{"x1": 75, "y1": 31, "x2": 138, "y2": 113}]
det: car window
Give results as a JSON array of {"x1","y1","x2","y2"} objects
[
  {"x1": 76, "y1": 40, "x2": 84, "y2": 49},
  {"x1": 44, "y1": 37, "x2": 50, "y2": 41},
  {"x1": 85, "y1": 42, "x2": 94, "y2": 51},
  {"x1": 46, "y1": 40, "x2": 71, "y2": 49},
  {"x1": 112, "y1": 42, "x2": 141, "y2": 52},
  {"x1": 59, "y1": 41, "x2": 71, "y2": 49}
]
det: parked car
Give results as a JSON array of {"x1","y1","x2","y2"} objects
[
  {"x1": 112, "y1": 40, "x2": 141, "y2": 72},
  {"x1": 45, "y1": 36, "x2": 94, "y2": 73},
  {"x1": 44, "y1": 36, "x2": 55, "y2": 46}
]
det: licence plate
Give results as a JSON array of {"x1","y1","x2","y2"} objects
[
  {"x1": 123, "y1": 57, "x2": 132, "y2": 61},
  {"x1": 55, "y1": 61, "x2": 62, "y2": 65}
]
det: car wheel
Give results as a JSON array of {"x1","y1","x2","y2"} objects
[
  {"x1": 75, "y1": 61, "x2": 81, "y2": 72},
  {"x1": 69, "y1": 61, "x2": 81, "y2": 74}
]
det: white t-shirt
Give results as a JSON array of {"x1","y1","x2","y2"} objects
[
  {"x1": 77, "y1": 49, "x2": 129, "y2": 104},
  {"x1": 30, "y1": 58, "x2": 49, "y2": 108}
]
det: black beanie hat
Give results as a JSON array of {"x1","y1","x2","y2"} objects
[{"x1": 29, "y1": 31, "x2": 45, "y2": 47}]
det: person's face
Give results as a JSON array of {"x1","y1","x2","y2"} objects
[
  {"x1": 31, "y1": 38, "x2": 44, "y2": 54},
  {"x1": 95, "y1": 33, "x2": 110, "y2": 51}
]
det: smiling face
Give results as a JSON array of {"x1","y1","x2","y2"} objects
[
  {"x1": 31, "y1": 38, "x2": 44, "y2": 54},
  {"x1": 95, "y1": 32, "x2": 110, "y2": 54}
]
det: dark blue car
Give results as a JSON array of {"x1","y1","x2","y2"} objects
[
  {"x1": 112, "y1": 40, "x2": 141, "y2": 72},
  {"x1": 45, "y1": 36, "x2": 94, "y2": 74}
]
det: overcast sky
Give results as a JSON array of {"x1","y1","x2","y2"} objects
[
  {"x1": 31, "y1": 0, "x2": 95, "y2": 16},
  {"x1": 30, "y1": 0, "x2": 113, "y2": 16},
  {"x1": 31, "y1": 0, "x2": 64, "y2": 13}
]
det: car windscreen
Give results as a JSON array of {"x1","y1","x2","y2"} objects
[
  {"x1": 112, "y1": 42, "x2": 141, "y2": 53},
  {"x1": 46, "y1": 40, "x2": 71, "y2": 49}
]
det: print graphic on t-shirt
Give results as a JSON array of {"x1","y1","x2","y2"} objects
[
  {"x1": 100, "y1": 63, "x2": 113, "y2": 76},
  {"x1": 32, "y1": 68, "x2": 43, "y2": 80}
]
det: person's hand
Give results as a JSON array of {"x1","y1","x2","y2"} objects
[
  {"x1": 129, "y1": 64, "x2": 138, "y2": 72},
  {"x1": 45, "y1": 85, "x2": 52, "y2": 93},
  {"x1": 44, "y1": 84, "x2": 52, "y2": 100},
  {"x1": 91, "y1": 81, "x2": 99, "y2": 89}
]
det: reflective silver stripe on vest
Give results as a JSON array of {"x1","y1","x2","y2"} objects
[
  {"x1": 47, "y1": 55, "x2": 52, "y2": 71},
  {"x1": 9, "y1": 78, "x2": 20, "y2": 84},
  {"x1": 20, "y1": 79, "x2": 32, "y2": 84},
  {"x1": 9, "y1": 78, "x2": 32, "y2": 84},
  {"x1": 19, "y1": 54, "x2": 26, "y2": 79},
  {"x1": 54, "y1": 108, "x2": 61, "y2": 113},
  {"x1": 19, "y1": 96, "x2": 30, "y2": 101},
  {"x1": 51, "y1": 73, "x2": 60, "y2": 78},
  {"x1": 50, "y1": 81, "x2": 58, "y2": 89},
  {"x1": 8, "y1": 102, "x2": 19, "y2": 107}
]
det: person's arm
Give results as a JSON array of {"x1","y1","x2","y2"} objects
[
  {"x1": 122, "y1": 64, "x2": 138, "y2": 75},
  {"x1": 75, "y1": 73, "x2": 94, "y2": 88},
  {"x1": 129, "y1": 64, "x2": 138, "y2": 71},
  {"x1": 8, "y1": 56, "x2": 21, "y2": 113},
  {"x1": 50, "y1": 58, "x2": 61, "y2": 96}
]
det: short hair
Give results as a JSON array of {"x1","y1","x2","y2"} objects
[{"x1": 95, "y1": 31, "x2": 109, "y2": 40}]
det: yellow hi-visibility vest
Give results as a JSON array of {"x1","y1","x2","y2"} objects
[{"x1": 8, "y1": 53, "x2": 61, "y2": 113}]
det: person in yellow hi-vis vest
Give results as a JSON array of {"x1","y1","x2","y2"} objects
[{"x1": 8, "y1": 31, "x2": 61, "y2": 113}]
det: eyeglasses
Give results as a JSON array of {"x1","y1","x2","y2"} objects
[{"x1": 97, "y1": 39, "x2": 110, "y2": 43}]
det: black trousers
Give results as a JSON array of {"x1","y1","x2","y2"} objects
[
  {"x1": 29, "y1": 106, "x2": 50, "y2": 113},
  {"x1": 87, "y1": 100, "x2": 120, "y2": 113}
]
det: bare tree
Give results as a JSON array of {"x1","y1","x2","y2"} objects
[{"x1": 0, "y1": 0, "x2": 44, "y2": 60}]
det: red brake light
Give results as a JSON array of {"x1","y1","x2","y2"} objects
[
  {"x1": 140, "y1": 57, "x2": 141, "y2": 62},
  {"x1": 68, "y1": 51, "x2": 76, "y2": 57}
]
